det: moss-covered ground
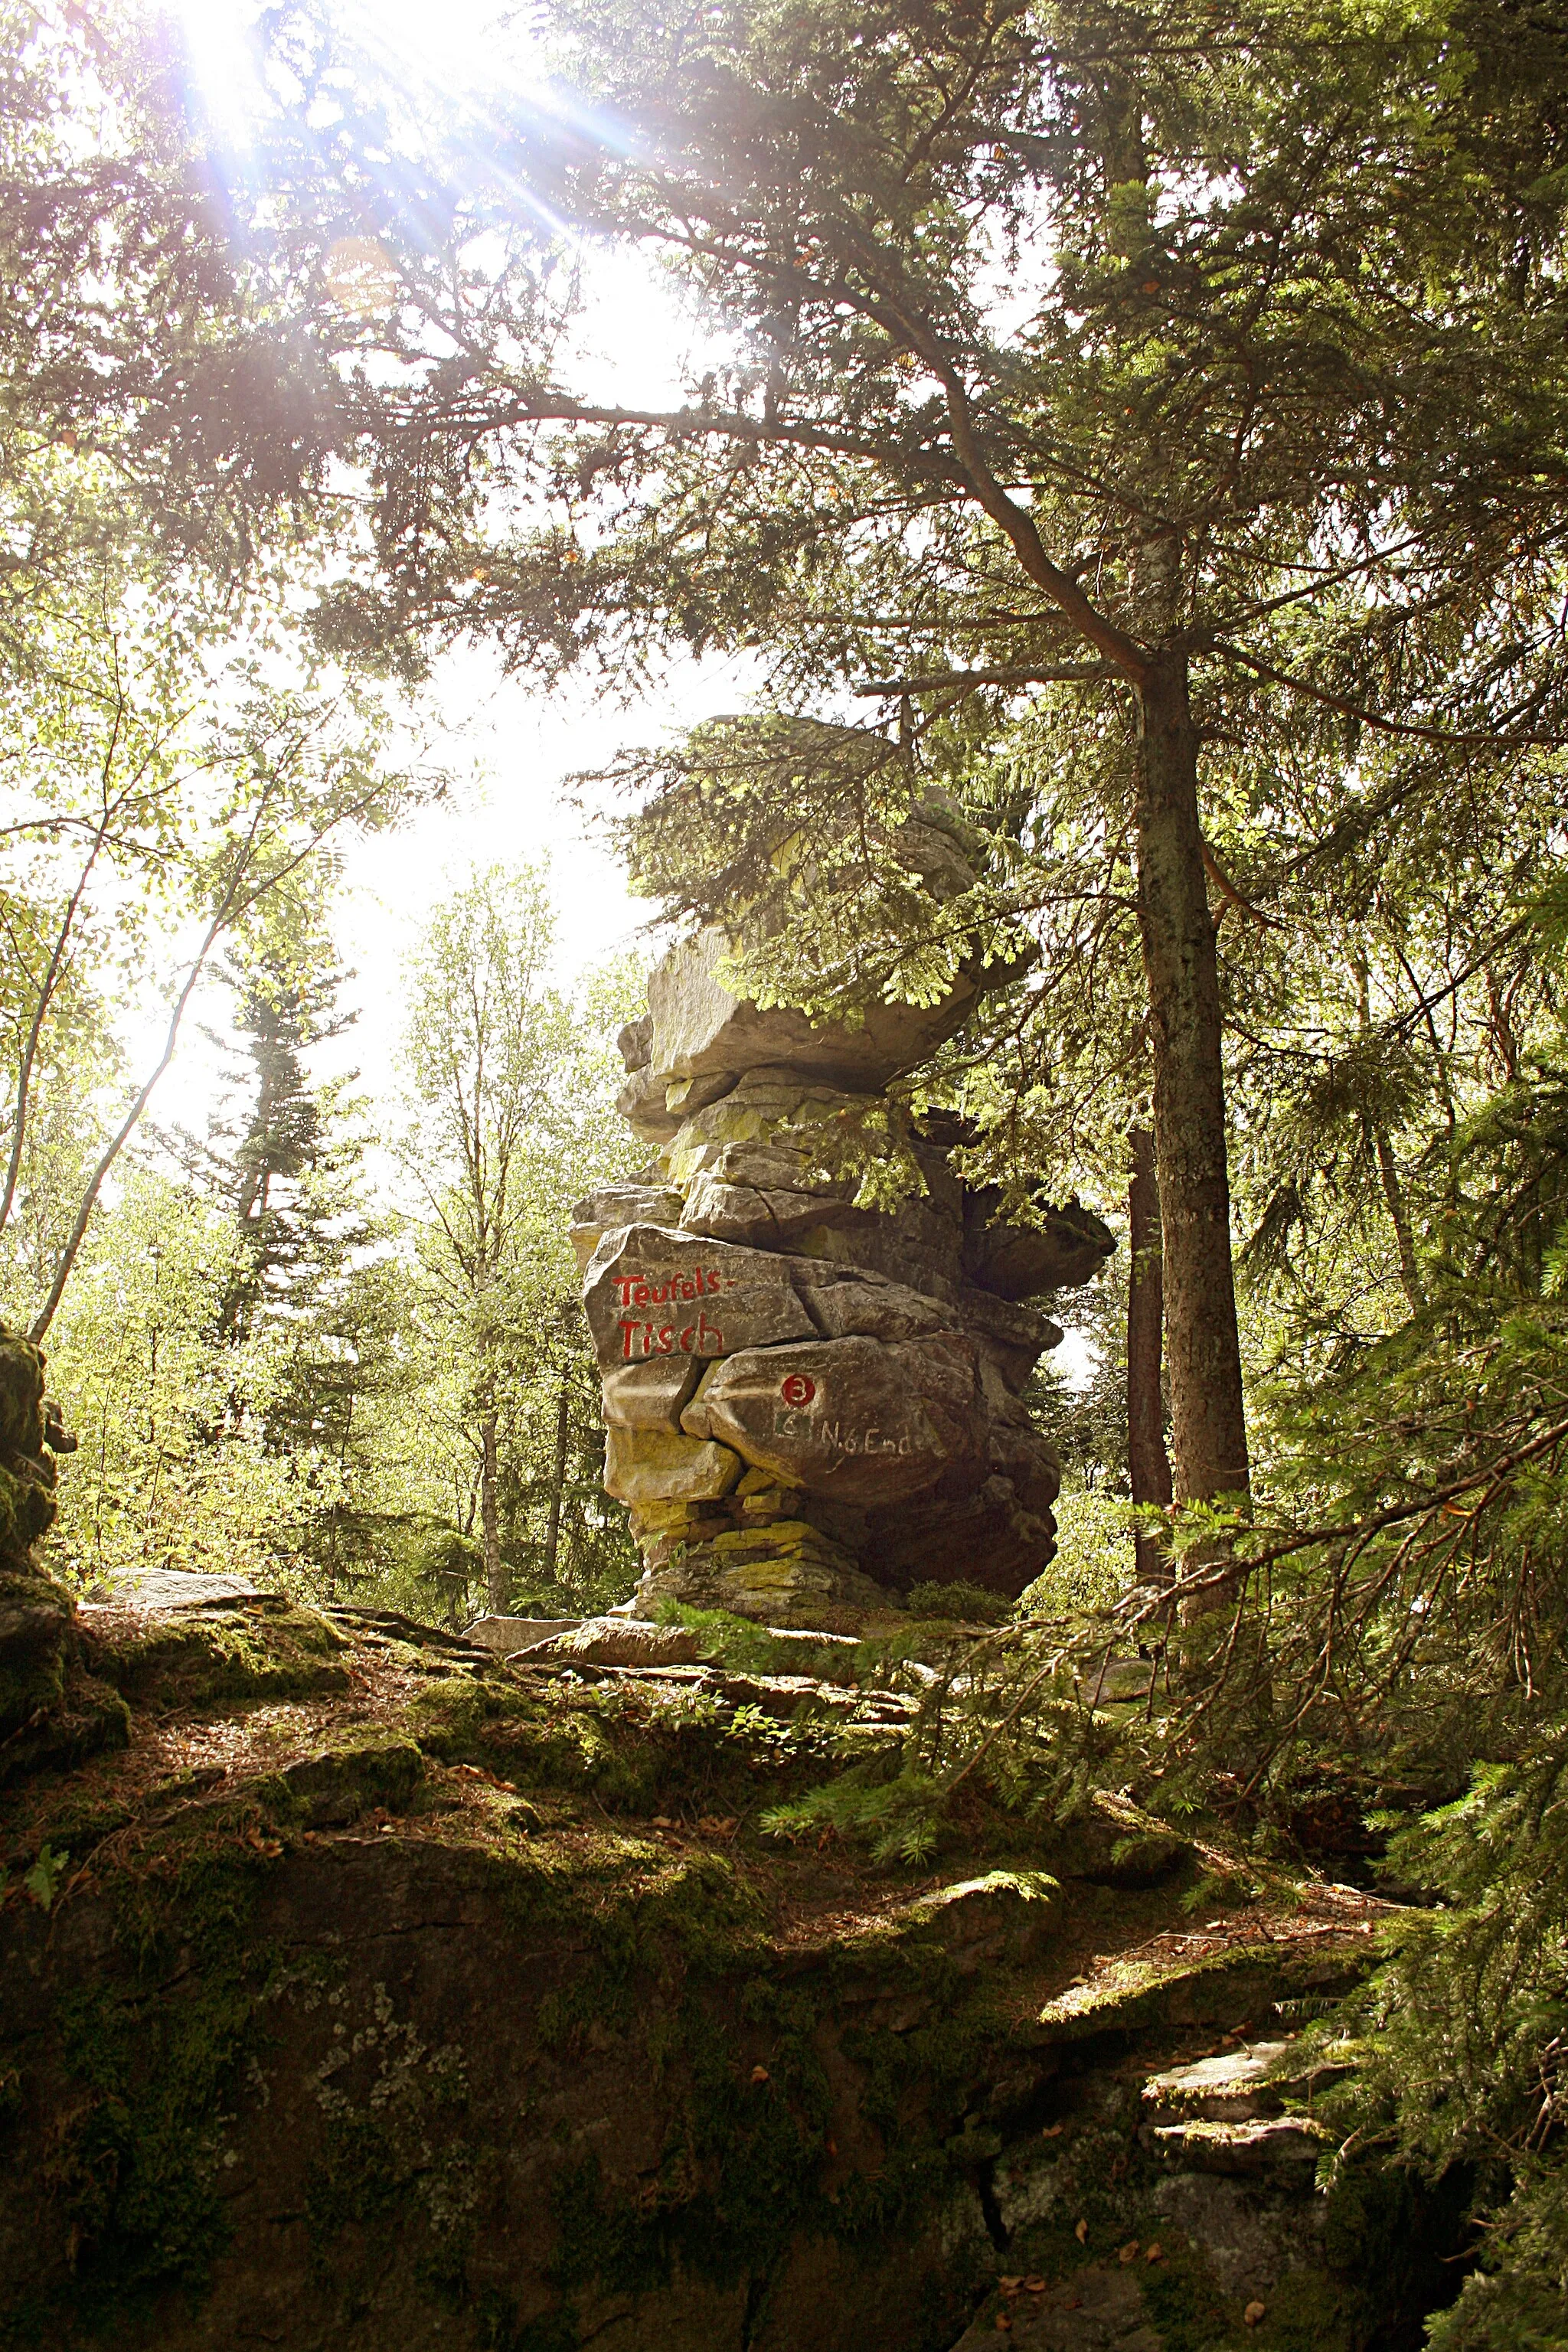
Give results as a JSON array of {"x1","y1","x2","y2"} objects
[{"x1": 0, "y1": 1593, "x2": 1424, "y2": 2352}]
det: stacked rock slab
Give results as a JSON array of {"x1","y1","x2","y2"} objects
[{"x1": 573, "y1": 926, "x2": 1114, "y2": 1631}]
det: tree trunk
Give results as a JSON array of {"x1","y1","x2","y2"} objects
[
  {"x1": 1373, "y1": 1125, "x2": 1425, "y2": 1315},
  {"x1": 1127, "y1": 1125, "x2": 1174, "y2": 1586},
  {"x1": 541, "y1": 1367, "x2": 570, "y2": 1584},
  {"x1": 480, "y1": 1406, "x2": 504, "y2": 1612},
  {"x1": 1133, "y1": 652, "x2": 1250, "y2": 1610}
]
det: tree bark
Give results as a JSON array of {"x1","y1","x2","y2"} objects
[
  {"x1": 541, "y1": 1368, "x2": 570, "y2": 1584},
  {"x1": 1373, "y1": 1125, "x2": 1425, "y2": 1315},
  {"x1": 480, "y1": 1406, "x2": 504, "y2": 1612},
  {"x1": 1133, "y1": 652, "x2": 1250, "y2": 1609},
  {"x1": 1127, "y1": 1125, "x2": 1174, "y2": 1586}
]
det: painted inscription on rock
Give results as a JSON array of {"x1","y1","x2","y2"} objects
[
  {"x1": 582, "y1": 1223, "x2": 815, "y2": 1373},
  {"x1": 681, "y1": 1334, "x2": 991, "y2": 1508}
]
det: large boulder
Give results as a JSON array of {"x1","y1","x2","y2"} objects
[
  {"x1": 865, "y1": 1476, "x2": 1058, "y2": 1597},
  {"x1": 583, "y1": 1226, "x2": 817, "y2": 1370},
  {"x1": 648, "y1": 926, "x2": 985, "y2": 1094},
  {"x1": 577, "y1": 921, "x2": 1119, "y2": 1628},
  {"x1": 569, "y1": 1182, "x2": 687, "y2": 1271},
  {"x1": 600, "y1": 1358, "x2": 705, "y2": 1433},
  {"x1": 681, "y1": 1334, "x2": 991, "y2": 1508},
  {"x1": 962, "y1": 1192, "x2": 1115, "y2": 1299}
]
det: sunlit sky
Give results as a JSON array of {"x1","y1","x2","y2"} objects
[
  {"x1": 142, "y1": 0, "x2": 1099, "y2": 1377},
  {"x1": 156, "y1": 0, "x2": 746, "y2": 1129}
]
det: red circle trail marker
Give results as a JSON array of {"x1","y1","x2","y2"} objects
[{"x1": 781, "y1": 1374, "x2": 817, "y2": 1407}]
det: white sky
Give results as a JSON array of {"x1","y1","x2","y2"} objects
[{"x1": 148, "y1": 46, "x2": 740, "y2": 1134}]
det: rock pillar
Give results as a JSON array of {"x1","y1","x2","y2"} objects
[{"x1": 573, "y1": 929, "x2": 1112, "y2": 1631}]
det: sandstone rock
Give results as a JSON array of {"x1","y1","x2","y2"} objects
[
  {"x1": 798, "y1": 1275, "x2": 954, "y2": 1345},
  {"x1": 895, "y1": 811, "x2": 980, "y2": 902},
  {"x1": 583, "y1": 1225, "x2": 816, "y2": 1372},
  {"x1": 962, "y1": 1191, "x2": 1116, "y2": 1299},
  {"x1": 463, "y1": 1614, "x2": 583, "y2": 1655},
  {"x1": 648, "y1": 925, "x2": 985, "y2": 1094},
  {"x1": 1147, "y1": 2115, "x2": 1330, "y2": 2174},
  {"x1": 1151, "y1": 2167, "x2": 1330, "y2": 2301},
  {"x1": 604, "y1": 1427, "x2": 743, "y2": 1504},
  {"x1": 664, "y1": 1070, "x2": 738, "y2": 1115},
  {"x1": 679, "y1": 1170, "x2": 840, "y2": 1248},
  {"x1": 681, "y1": 1334, "x2": 990, "y2": 1506},
  {"x1": 957, "y1": 1287, "x2": 1062, "y2": 1391},
  {"x1": 985, "y1": 1417, "x2": 1063, "y2": 1516},
  {"x1": 1142, "y1": 2042, "x2": 1292, "y2": 2124},
  {"x1": 583, "y1": 924, "x2": 1122, "y2": 1631},
  {"x1": 632, "y1": 1533, "x2": 905, "y2": 1631},
  {"x1": 616, "y1": 1012, "x2": 653, "y2": 1070},
  {"x1": 777, "y1": 1212, "x2": 962, "y2": 1303},
  {"x1": 626, "y1": 1497, "x2": 733, "y2": 1541},
  {"x1": 866, "y1": 1474, "x2": 1057, "y2": 1596},
  {"x1": 616, "y1": 1063, "x2": 683, "y2": 1145},
  {"x1": 569, "y1": 1182, "x2": 687, "y2": 1271},
  {"x1": 86, "y1": 1566, "x2": 260, "y2": 1608},
  {"x1": 550, "y1": 1618, "x2": 704, "y2": 1668},
  {"x1": 601, "y1": 1357, "x2": 704, "y2": 1433}
]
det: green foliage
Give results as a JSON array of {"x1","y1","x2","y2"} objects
[
  {"x1": 904, "y1": 1582, "x2": 1013, "y2": 1627},
  {"x1": 761, "y1": 1759, "x2": 946, "y2": 1865},
  {"x1": 1308, "y1": 1736, "x2": 1568, "y2": 2349},
  {"x1": 21, "y1": 1844, "x2": 68, "y2": 1911},
  {"x1": 393, "y1": 863, "x2": 642, "y2": 1617}
]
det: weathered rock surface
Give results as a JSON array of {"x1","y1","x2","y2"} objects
[
  {"x1": 86, "y1": 1566, "x2": 260, "y2": 1607},
  {"x1": 583, "y1": 1224, "x2": 817, "y2": 1371},
  {"x1": 962, "y1": 1191, "x2": 1121, "y2": 1300},
  {"x1": 681, "y1": 1334, "x2": 991, "y2": 1508},
  {"x1": 866, "y1": 1476, "x2": 1060, "y2": 1598},
  {"x1": 603, "y1": 1425, "x2": 745, "y2": 1503},
  {"x1": 1142, "y1": 2041, "x2": 1293, "y2": 2124},
  {"x1": 464, "y1": 1614, "x2": 584, "y2": 1655},
  {"x1": 648, "y1": 924, "x2": 984, "y2": 1093},
  {"x1": 948, "y1": 2264, "x2": 1161, "y2": 2352},
  {"x1": 600, "y1": 1357, "x2": 705, "y2": 1432},
  {"x1": 541, "y1": 1616, "x2": 704, "y2": 1668},
  {"x1": 0, "y1": 1326, "x2": 127, "y2": 1782},
  {"x1": 581, "y1": 928, "x2": 1114, "y2": 1628},
  {"x1": 569, "y1": 1181, "x2": 688, "y2": 1269}
]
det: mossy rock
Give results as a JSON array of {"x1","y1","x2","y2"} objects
[
  {"x1": 0, "y1": 1562, "x2": 128, "y2": 1782},
  {"x1": 0, "y1": 1561, "x2": 74, "y2": 1738},
  {"x1": 280, "y1": 1736, "x2": 426, "y2": 1827},
  {"x1": 1037, "y1": 1941, "x2": 1358, "y2": 2041},
  {"x1": 403, "y1": 1668, "x2": 831, "y2": 1821},
  {"x1": 0, "y1": 1596, "x2": 1429, "y2": 2352},
  {"x1": 83, "y1": 1597, "x2": 352, "y2": 1712}
]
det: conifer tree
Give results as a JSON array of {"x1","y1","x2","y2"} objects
[
  {"x1": 191, "y1": 0, "x2": 1568, "y2": 1585},
  {"x1": 208, "y1": 929, "x2": 362, "y2": 1347}
]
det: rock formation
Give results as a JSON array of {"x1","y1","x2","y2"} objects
[
  {"x1": 574, "y1": 926, "x2": 1113, "y2": 1629},
  {"x1": 0, "y1": 1325, "x2": 126, "y2": 1781}
]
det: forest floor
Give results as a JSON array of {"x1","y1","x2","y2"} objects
[{"x1": 0, "y1": 1585, "x2": 1450, "y2": 2352}]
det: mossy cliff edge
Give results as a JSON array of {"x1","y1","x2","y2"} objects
[{"x1": 0, "y1": 1586, "x2": 1465, "y2": 2352}]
